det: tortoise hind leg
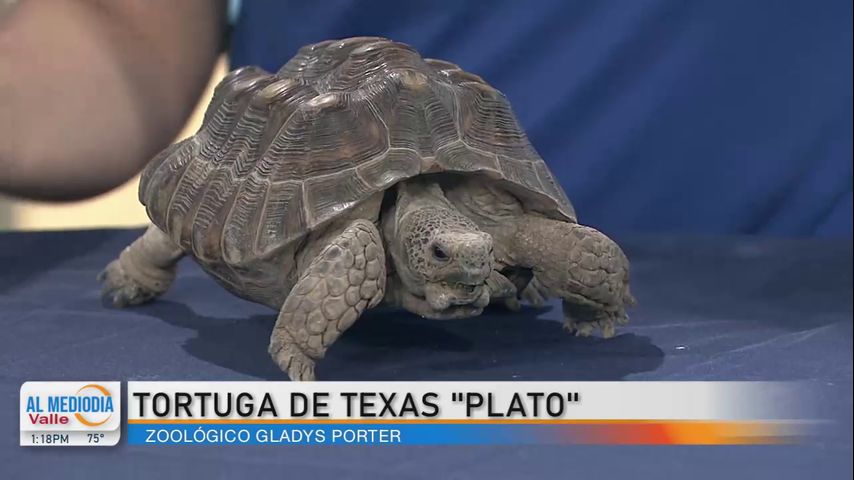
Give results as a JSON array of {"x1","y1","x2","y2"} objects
[
  {"x1": 269, "y1": 219, "x2": 386, "y2": 381},
  {"x1": 98, "y1": 224, "x2": 184, "y2": 307}
]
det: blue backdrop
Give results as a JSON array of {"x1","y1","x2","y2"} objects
[{"x1": 229, "y1": 0, "x2": 852, "y2": 237}]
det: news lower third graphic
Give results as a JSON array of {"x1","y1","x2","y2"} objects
[
  {"x1": 20, "y1": 382, "x2": 121, "y2": 446},
  {"x1": 126, "y1": 382, "x2": 812, "y2": 446},
  {"x1": 21, "y1": 381, "x2": 816, "y2": 446}
]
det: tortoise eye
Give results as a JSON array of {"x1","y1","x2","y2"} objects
[{"x1": 431, "y1": 244, "x2": 449, "y2": 261}]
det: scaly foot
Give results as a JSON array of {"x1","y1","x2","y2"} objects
[
  {"x1": 98, "y1": 256, "x2": 174, "y2": 307},
  {"x1": 562, "y1": 300, "x2": 628, "y2": 338}
]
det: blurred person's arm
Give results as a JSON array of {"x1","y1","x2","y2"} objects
[{"x1": 0, "y1": 0, "x2": 226, "y2": 200}]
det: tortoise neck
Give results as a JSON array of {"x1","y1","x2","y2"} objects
[
  {"x1": 394, "y1": 178, "x2": 454, "y2": 213},
  {"x1": 383, "y1": 178, "x2": 462, "y2": 248}
]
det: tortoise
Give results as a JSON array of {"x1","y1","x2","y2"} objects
[{"x1": 99, "y1": 37, "x2": 634, "y2": 381}]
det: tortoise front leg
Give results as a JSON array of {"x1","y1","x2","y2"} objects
[
  {"x1": 486, "y1": 269, "x2": 521, "y2": 311},
  {"x1": 98, "y1": 224, "x2": 184, "y2": 307},
  {"x1": 508, "y1": 214, "x2": 634, "y2": 338},
  {"x1": 269, "y1": 219, "x2": 386, "y2": 381}
]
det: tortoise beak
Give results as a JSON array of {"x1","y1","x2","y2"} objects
[{"x1": 424, "y1": 281, "x2": 490, "y2": 311}]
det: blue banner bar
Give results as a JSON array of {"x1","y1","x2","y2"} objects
[{"x1": 128, "y1": 423, "x2": 553, "y2": 445}]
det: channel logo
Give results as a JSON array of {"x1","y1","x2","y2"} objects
[{"x1": 20, "y1": 381, "x2": 121, "y2": 447}]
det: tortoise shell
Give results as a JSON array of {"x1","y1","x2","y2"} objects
[{"x1": 139, "y1": 37, "x2": 574, "y2": 268}]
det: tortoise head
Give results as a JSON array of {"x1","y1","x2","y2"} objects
[{"x1": 385, "y1": 181, "x2": 494, "y2": 319}]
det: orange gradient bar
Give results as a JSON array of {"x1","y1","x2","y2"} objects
[{"x1": 566, "y1": 420, "x2": 798, "y2": 445}]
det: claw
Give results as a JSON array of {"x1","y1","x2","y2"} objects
[
  {"x1": 97, "y1": 259, "x2": 160, "y2": 307},
  {"x1": 599, "y1": 319, "x2": 616, "y2": 338},
  {"x1": 521, "y1": 277, "x2": 548, "y2": 307},
  {"x1": 504, "y1": 297, "x2": 521, "y2": 311},
  {"x1": 269, "y1": 336, "x2": 316, "y2": 381},
  {"x1": 563, "y1": 311, "x2": 622, "y2": 338},
  {"x1": 564, "y1": 318, "x2": 597, "y2": 337}
]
